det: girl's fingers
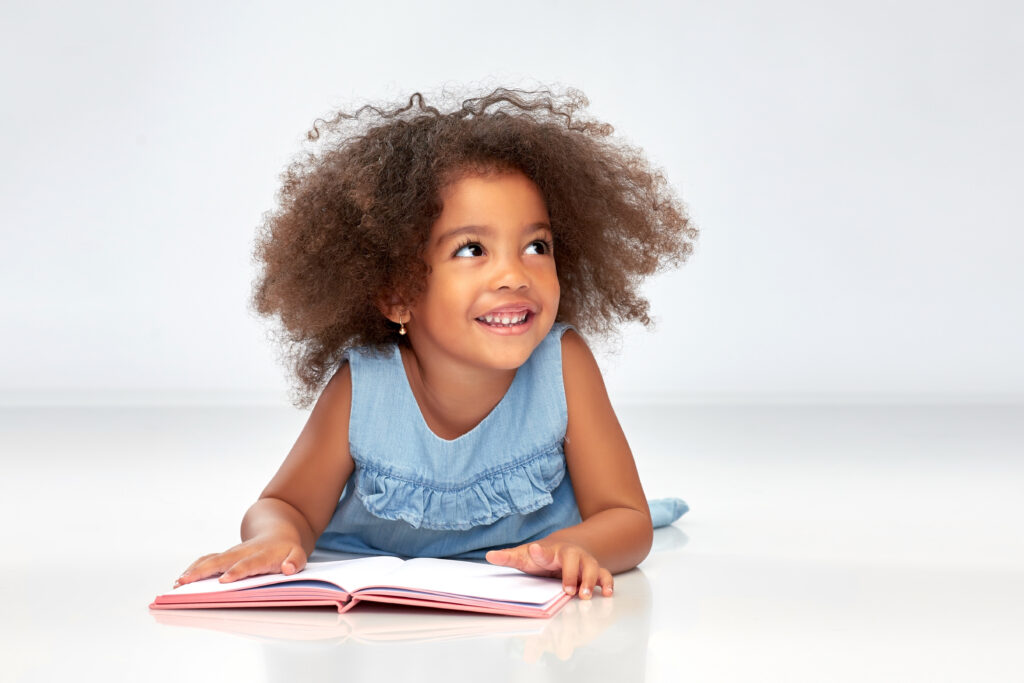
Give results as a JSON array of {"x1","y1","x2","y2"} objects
[
  {"x1": 558, "y1": 547, "x2": 581, "y2": 596},
  {"x1": 281, "y1": 546, "x2": 306, "y2": 574},
  {"x1": 486, "y1": 543, "x2": 612, "y2": 599},
  {"x1": 219, "y1": 551, "x2": 274, "y2": 583},
  {"x1": 176, "y1": 552, "x2": 234, "y2": 586},
  {"x1": 182, "y1": 553, "x2": 217, "y2": 576},
  {"x1": 175, "y1": 543, "x2": 307, "y2": 587},
  {"x1": 486, "y1": 548, "x2": 529, "y2": 572},
  {"x1": 487, "y1": 546, "x2": 560, "y2": 578},
  {"x1": 484, "y1": 549, "x2": 515, "y2": 567},
  {"x1": 578, "y1": 558, "x2": 599, "y2": 600},
  {"x1": 177, "y1": 553, "x2": 218, "y2": 582},
  {"x1": 598, "y1": 568, "x2": 614, "y2": 597},
  {"x1": 527, "y1": 543, "x2": 560, "y2": 571},
  {"x1": 489, "y1": 546, "x2": 543, "y2": 573}
]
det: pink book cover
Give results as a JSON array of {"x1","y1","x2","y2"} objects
[{"x1": 151, "y1": 556, "x2": 572, "y2": 619}]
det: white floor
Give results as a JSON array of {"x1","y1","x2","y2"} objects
[{"x1": 2, "y1": 403, "x2": 1022, "y2": 682}]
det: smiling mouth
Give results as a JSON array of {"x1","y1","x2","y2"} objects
[{"x1": 475, "y1": 310, "x2": 531, "y2": 328}]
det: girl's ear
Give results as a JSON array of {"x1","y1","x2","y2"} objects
[{"x1": 376, "y1": 293, "x2": 408, "y2": 325}]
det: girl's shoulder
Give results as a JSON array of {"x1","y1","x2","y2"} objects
[
  {"x1": 317, "y1": 361, "x2": 354, "y2": 415},
  {"x1": 543, "y1": 321, "x2": 575, "y2": 359},
  {"x1": 515, "y1": 322, "x2": 575, "y2": 391},
  {"x1": 558, "y1": 326, "x2": 608, "y2": 410},
  {"x1": 555, "y1": 323, "x2": 589, "y2": 366},
  {"x1": 340, "y1": 342, "x2": 403, "y2": 387},
  {"x1": 342, "y1": 342, "x2": 398, "y2": 364}
]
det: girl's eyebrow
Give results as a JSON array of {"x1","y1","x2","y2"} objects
[{"x1": 435, "y1": 222, "x2": 552, "y2": 245}]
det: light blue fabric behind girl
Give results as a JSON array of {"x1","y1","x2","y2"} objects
[{"x1": 316, "y1": 323, "x2": 686, "y2": 559}]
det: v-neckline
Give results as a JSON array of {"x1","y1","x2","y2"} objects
[{"x1": 394, "y1": 345, "x2": 521, "y2": 444}]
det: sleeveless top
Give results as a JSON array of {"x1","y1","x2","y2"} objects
[{"x1": 316, "y1": 322, "x2": 583, "y2": 559}]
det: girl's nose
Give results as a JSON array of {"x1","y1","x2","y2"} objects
[{"x1": 490, "y1": 256, "x2": 530, "y2": 291}]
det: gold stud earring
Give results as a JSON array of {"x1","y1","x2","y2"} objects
[{"x1": 398, "y1": 311, "x2": 407, "y2": 336}]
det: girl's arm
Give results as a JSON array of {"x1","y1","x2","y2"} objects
[
  {"x1": 175, "y1": 365, "x2": 355, "y2": 586},
  {"x1": 486, "y1": 330, "x2": 653, "y2": 597}
]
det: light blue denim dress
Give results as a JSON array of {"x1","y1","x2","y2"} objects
[{"x1": 316, "y1": 323, "x2": 687, "y2": 559}]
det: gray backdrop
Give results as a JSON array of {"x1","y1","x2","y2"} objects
[{"x1": 2, "y1": 0, "x2": 1021, "y2": 406}]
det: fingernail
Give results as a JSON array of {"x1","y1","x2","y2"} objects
[
  {"x1": 580, "y1": 587, "x2": 591, "y2": 599},
  {"x1": 564, "y1": 585, "x2": 575, "y2": 596}
]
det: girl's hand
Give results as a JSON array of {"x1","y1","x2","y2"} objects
[
  {"x1": 485, "y1": 542, "x2": 613, "y2": 599},
  {"x1": 174, "y1": 536, "x2": 307, "y2": 588}
]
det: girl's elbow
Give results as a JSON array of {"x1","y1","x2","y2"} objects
[
  {"x1": 635, "y1": 519, "x2": 654, "y2": 565},
  {"x1": 636, "y1": 504, "x2": 654, "y2": 543},
  {"x1": 619, "y1": 508, "x2": 654, "y2": 571}
]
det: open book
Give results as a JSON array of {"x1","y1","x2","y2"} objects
[{"x1": 151, "y1": 556, "x2": 571, "y2": 618}]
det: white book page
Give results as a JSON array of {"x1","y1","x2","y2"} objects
[
  {"x1": 166, "y1": 556, "x2": 405, "y2": 596},
  {"x1": 351, "y1": 558, "x2": 564, "y2": 604}
]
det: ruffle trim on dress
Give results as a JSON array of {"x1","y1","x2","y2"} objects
[{"x1": 352, "y1": 446, "x2": 567, "y2": 531}]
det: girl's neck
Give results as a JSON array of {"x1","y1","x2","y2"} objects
[{"x1": 398, "y1": 346, "x2": 517, "y2": 441}]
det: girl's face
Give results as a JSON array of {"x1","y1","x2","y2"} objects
[{"x1": 404, "y1": 170, "x2": 560, "y2": 373}]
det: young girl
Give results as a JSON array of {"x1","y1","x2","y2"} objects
[{"x1": 176, "y1": 88, "x2": 696, "y2": 600}]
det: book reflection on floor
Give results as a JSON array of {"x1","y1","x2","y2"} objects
[
  {"x1": 151, "y1": 604, "x2": 548, "y2": 643},
  {"x1": 152, "y1": 566, "x2": 653, "y2": 671}
]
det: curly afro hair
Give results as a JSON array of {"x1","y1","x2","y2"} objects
[{"x1": 253, "y1": 87, "x2": 697, "y2": 407}]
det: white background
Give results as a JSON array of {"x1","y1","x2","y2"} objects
[{"x1": 2, "y1": 0, "x2": 1021, "y2": 406}]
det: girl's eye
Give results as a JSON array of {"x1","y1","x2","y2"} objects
[
  {"x1": 453, "y1": 242, "x2": 484, "y2": 258},
  {"x1": 524, "y1": 239, "x2": 553, "y2": 255}
]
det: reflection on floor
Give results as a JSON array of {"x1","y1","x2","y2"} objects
[{"x1": 1, "y1": 403, "x2": 1021, "y2": 682}]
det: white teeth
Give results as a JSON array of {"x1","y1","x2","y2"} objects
[{"x1": 478, "y1": 311, "x2": 529, "y2": 326}]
